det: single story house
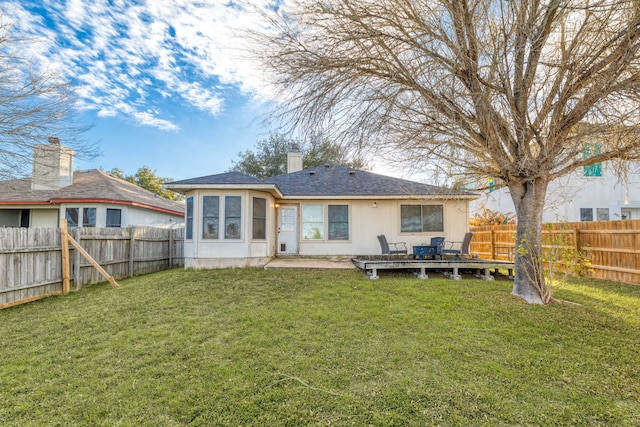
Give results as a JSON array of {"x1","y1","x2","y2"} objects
[
  {"x1": 0, "y1": 138, "x2": 184, "y2": 228},
  {"x1": 165, "y1": 151, "x2": 478, "y2": 268}
]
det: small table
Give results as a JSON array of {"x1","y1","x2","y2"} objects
[{"x1": 413, "y1": 245, "x2": 440, "y2": 260}]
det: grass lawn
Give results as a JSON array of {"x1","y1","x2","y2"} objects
[{"x1": 0, "y1": 268, "x2": 638, "y2": 426}]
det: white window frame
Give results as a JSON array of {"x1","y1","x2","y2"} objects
[{"x1": 400, "y1": 204, "x2": 444, "y2": 233}]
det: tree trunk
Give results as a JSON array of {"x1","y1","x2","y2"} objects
[{"x1": 508, "y1": 177, "x2": 550, "y2": 304}]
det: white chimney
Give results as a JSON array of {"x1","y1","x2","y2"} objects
[
  {"x1": 31, "y1": 137, "x2": 74, "y2": 190},
  {"x1": 287, "y1": 144, "x2": 303, "y2": 173}
]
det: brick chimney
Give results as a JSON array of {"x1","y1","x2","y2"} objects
[
  {"x1": 31, "y1": 137, "x2": 74, "y2": 190},
  {"x1": 287, "y1": 143, "x2": 303, "y2": 173}
]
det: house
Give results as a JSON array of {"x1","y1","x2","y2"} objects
[
  {"x1": 473, "y1": 160, "x2": 640, "y2": 223},
  {"x1": 472, "y1": 123, "x2": 640, "y2": 223},
  {"x1": 0, "y1": 138, "x2": 184, "y2": 228},
  {"x1": 165, "y1": 151, "x2": 478, "y2": 268}
]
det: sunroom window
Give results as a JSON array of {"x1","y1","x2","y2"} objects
[
  {"x1": 186, "y1": 197, "x2": 193, "y2": 240},
  {"x1": 224, "y1": 196, "x2": 242, "y2": 239},
  {"x1": 202, "y1": 196, "x2": 220, "y2": 239},
  {"x1": 252, "y1": 197, "x2": 266, "y2": 240}
]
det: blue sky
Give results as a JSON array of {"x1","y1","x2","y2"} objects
[{"x1": 5, "y1": 0, "x2": 281, "y2": 181}]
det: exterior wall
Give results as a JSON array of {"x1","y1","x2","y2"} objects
[
  {"x1": 473, "y1": 161, "x2": 640, "y2": 223},
  {"x1": 290, "y1": 198, "x2": 470, "y2": 257},
  {"x1": 58, "y1": 203, "x2": 183, "y2": 228},
  {"x1": 183, "y1": 189, "x2": 276, "y2": 269},
  {"x1": 183, "y1": 188, "x2": 472, "y2": 267},
  {"x1": 31, "y1": 209, "x2": 59, "y2": 227},
  {"x1": 126, "y1": 206, "x2": 183, "y2": 227},
  {"x1": 185, "y1": 256, "x2": 271, "y2": 269},
  {"x1": 0, "y1": 204, "x2": 182, "y2": 228},
  {"x1": 0, "y1": 208, "x2": 58, "y2": 227}
]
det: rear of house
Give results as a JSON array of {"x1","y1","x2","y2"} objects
[{"x1": 166, "y1": 159, "x2": 477, "y2": 268}]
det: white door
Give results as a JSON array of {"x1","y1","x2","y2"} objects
[{"x1": 278, "y1": 205, "x2": 298, "y2": 254}]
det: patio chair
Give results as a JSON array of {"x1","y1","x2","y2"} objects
[
  {"x1": 441, "y1": 232, "x2": 473, "y2": 258},
  {"x1": 377, "y1": 235, "x2": 408, "y2": 259},
  {"x1": 429, "y1": 237, "x2": 445, "y2": 259}
]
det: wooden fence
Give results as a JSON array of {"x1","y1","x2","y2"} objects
[
  {"x1": 0, "y1": 226, "x2": 184, "y2": 309},
  {"x1": 471, "y1": 219, "x2": 640, "y2": 284}
]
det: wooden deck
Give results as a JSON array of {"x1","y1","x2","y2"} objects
[{"x1": 351, "y1": 258, "x2": 515, "y2": 280}]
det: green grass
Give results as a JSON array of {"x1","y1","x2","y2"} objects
[{"x1": 1, "y1": 268, "x2": 638, "y2": 426}]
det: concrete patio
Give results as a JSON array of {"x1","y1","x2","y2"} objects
[{"x1": 264, "y1": 257, "x2": 357, "y2": 270}]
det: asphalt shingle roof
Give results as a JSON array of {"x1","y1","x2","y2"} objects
[
  {"x1": 169, "y1": 171, "x2": 264, "y2": 185},
  {"x1": 267, "y1": 165, "x2": 474, "y2": 197},
  {"x1": 167, "y1": 165, "x2": 476, "y2": 198},
  {"x1": 0, "y1": 169, "x2": 185, "y2": 214}
]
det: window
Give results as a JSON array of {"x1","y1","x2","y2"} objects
[
  {"x1": 202, "y1": 196, "x2": 220, "y2": 239},
  {"x1": 280, "y1": 206, "x2": 296, "y2": 232},
  {"x1": 186, "y1": 197, "x2": 193, "y2": 240},
  {"x1": 583, "y1": 142, "x2": 602, "y2": 177},
  {"x1": 224, "y1": 196, "x2": 241, "y2": 239},
  {"x1": 302, "y1": 204, "x2": 324, "y2": 240},
  {"x1": 66, "y1": 207, "x2": 96, "y2": 227},
  {"x1": 328, "y1": 205, "x2": 349, "y2": 240},
  {"x1": 580, "y1": 208, "x2": 593, "y2": 222},
  {"x1": 400, "y1": 204, "x2": 444, "y2": 232},
  {"x1": 596, "y1": 208, "x2": 610, "y2": 221},
  {"x1": 65, "y1": 208, "x2": 79, "y2": 227},
  {"x1": 252, "y1": 197, "x2": 266, "y2": 240},
  {"x1": 83, "y1": 208, "x2": 96, "y2": 227},
  {"x1": 106, "y1": 208, "x2": 122, "y2": 227}
]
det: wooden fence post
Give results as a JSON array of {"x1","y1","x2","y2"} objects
[
  {"x1": 169, "y1": 229, "x2": 174, "y2": 269},
  {"x1": 490, "y1": 229, "x2": 496, "y2": 260},
  {"x1": 60, "y1": 219, "x2": 71, "y2": 294},
  {"x1": 73, "y1": 227, "x2": 82, "y2": 290},
  {"x1": 574, "y1": 228, "x2": 581, "y2": 252},
  {"x1": 129, "y1": 227, "x2": 136, "y2": 278}
]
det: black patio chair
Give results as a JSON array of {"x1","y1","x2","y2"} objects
[
  {"x1": 377, "y1": 235, "x2": 408, "y2": 259},
  {"x1": 442, "y1": 232, "x2": 473, "y2": 258}
]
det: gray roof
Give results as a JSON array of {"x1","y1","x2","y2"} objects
[
  {"x1": 0, "y1": 169, "x2": 185, "y2": 215},
  {"x1": 166, "y1": 165, "x2": 476, "y2": 199},
  {"x1": 169, "y1": 171, "x2": 264, "y2": 185}
]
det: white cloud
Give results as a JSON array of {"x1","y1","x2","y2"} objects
[
  {"x1": 132, "y1": 111, "x2": 180, "y2": 131},
  {"x1": 3, "y1": 0, "x2": 278, "y2": 131}
]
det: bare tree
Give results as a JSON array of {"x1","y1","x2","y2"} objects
[
  {"x1": 252, "y1": 0, "x2": 640, "y2": 303},
  {"x1": 0, "y1": 10, "x2": 97, "y2": 180}
]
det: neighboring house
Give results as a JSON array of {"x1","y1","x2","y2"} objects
[
  {"x1": 0, "y1": 138, "x2": 184, "y2": 228},
  {"x1": 473, "y1": 160, "x2": 640, "y2": 223},
  {"x1": 165, "y1": 151, "x2": 478, "y2": 268}
]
